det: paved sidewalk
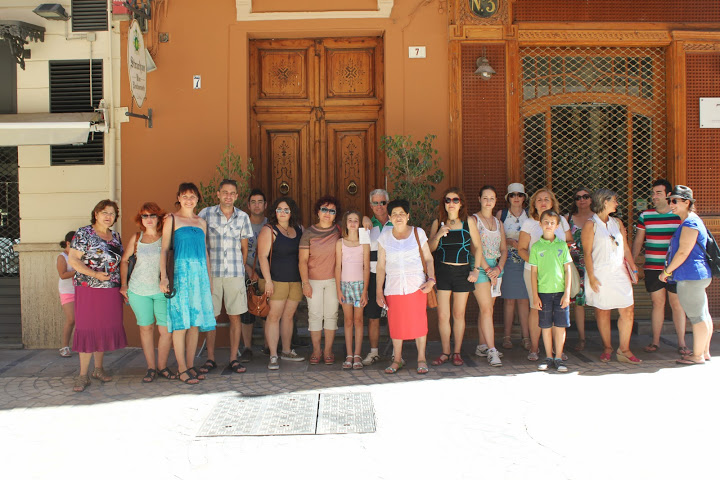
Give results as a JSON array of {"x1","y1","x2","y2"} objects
[{"x1": 1, "y1": 333, "x2": 717, "y2": 480}]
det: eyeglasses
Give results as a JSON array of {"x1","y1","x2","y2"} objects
[
  {"x1": 390, "y1": 211, "x2": 408, "y2": 218},
  {"x1": 508, "y1": 193, "x2": 525, "y2": 198},
  {"x1": 444, "y1": 197, "x2": 461, "y2": 204},
  {"x1": 609, "y1": 234, "x2": 619, "y2": 247},
  {"x1": 371, "y1": 200, "x2": 387, "y2": 206},
  {"x1": 669, "y1": 198, "x2": 686, "y2": 204},
  {"x1": 320, "y1": 207, "x2": 337, "y2": 215},
  {"x1": 141, "y1": 214, "x2": 158, "y2": 219},
  {"x1": 575, "y1": 194, "x2": 591, "y2": 201},
  {"x1": 99, "y1": 211, "x2": 116, "y2": 217},
  {"x1": 276, "y1": 208, "x2": 291, "y2": 214}
]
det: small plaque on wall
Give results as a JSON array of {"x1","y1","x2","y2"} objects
[{"x1": 699, "y1": 98, "x2": 720, "y2": 128}]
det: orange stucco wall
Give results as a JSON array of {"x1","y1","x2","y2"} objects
[{"x1": 119, "y1": 0, "x2": 450, "y2": 346}]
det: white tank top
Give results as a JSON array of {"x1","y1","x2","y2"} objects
[{"x1": 58, "y1": 252, "x2": 75, "y2": 294}]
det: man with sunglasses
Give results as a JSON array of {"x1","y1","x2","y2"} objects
[
  {"x1": 631, "y1": 179, "x2": 689, "y2": 356},
  {"x1": 361, "y1": 189, "x2": 392, "y2": 365}
]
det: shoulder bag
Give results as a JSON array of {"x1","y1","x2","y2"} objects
[
  {"x1": 247, "y1": 224, "x2": 274, "y2": 317},
  {"x1": 164, "y1": 215, "x2": 177, "y2": 299},
  {"x1": 414, "y1": 227, "x2": 438, "y2": 309},
  {"x1": 126, "y1": 232, "x2": 141, "y2": 284}
]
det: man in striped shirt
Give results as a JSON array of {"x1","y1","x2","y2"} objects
[{"x1": 632, "y1": 179, "x2": 690, "y2": 355}]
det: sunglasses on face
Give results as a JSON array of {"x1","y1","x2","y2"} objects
[
  {"x1": 575, "y1": 194, "x2": 591, "y2": 201},
  {"x1": 276, "y1": 208, "x2": 291, "y2": 214},
  {"x1": 444, "y1": 197, "x2": 461, "y2": 204},
  {"x1": 669, "y1": 198, "x2": 686, "y2": 204},
  {"x1": 141, "y1": 214, "x2": 158, "y2": 219},
  {"x1": 508, "y1": 193, "x2": 525, "y2": 198},
  {"x1": 320, "y1": 207, "x2": 337, "y2": 215},
  {"x1": 371, "y1": 200, "x2": 388, "y2": 206}
]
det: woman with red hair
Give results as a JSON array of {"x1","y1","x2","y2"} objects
[{"x1": 120, "y1": 202, "x2": 174, "y2": 382}]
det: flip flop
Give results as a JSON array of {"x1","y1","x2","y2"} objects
[
  {"x1": 643, "y1": 344, "x2": 659, "y2": 353},
  {"x1": 676, "y1": 357, "x2": 705, "y2": 365},
  {"x1": 678, "y1": 346, "x2": 692, "y2": 356}
]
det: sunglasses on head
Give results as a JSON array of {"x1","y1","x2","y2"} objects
[
  {"x1": 508, "y1": 192, "x2": 525, "y2": 198},
  {"x1": 575, "y1": 194, "x2": 591, "y2": 201},
  {"x1": 444, "y1": 197, "x2": 461, "y2": 204},
  {"x1": 371, "y1": 200, "x2": 387, "y2": 206},
  {"x1": 141, "y1": 214, "x2": 158, "y2": 219},
  {"x1": 320, "y1": 207, "x2": 337, "y2": 215},
  {"x1": 609, "y1": 234, "x2": 619, "y2": 247}
]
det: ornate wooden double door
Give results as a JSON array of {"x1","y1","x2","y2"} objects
[{"x1": 250, "y1": 37, "x2": 384, "y2": 225}]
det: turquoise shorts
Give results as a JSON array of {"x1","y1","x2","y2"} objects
[
  {"x1": 128, "y1": 291, "x2": 168, "y2": 327},
  {"x1": 474, "y1": 257, "x2": 503, "y2": 284}
]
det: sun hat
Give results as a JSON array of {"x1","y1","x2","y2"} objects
[
  {"x1": 505, "y1": 183, "x2": 526, "y2": 201},
  {"x1": 667, "y1": 185, "x2": 695, "y2": 203}
]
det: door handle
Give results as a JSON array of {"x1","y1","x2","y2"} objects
[
  {"x1": 279, "y1": 181, "x2": 290, "y2": 195},
  {"x1": 346, "y1": 180, "x2": 358, "y2": 196}
]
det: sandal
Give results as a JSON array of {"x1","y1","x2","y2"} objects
[
  {"x1": 324, "y1": 353, "x2": 335, "y2": 365},
  {"x1": 432, "y1": 353, "x2": 451, "y2": 366},
  {"x1": 384, "y1": 359, "x2": 405, "y2": 374},
  {"x1": 73, "y1": 374, "x2": 89, "y2": 392},
  {"x1": 521, "y1": 338, "x2": 531, "y2": 351},
  {"x1": 228, "y1": 360, "x2": 246, "y2": 374},
  {"x1": 451, "y1": 353, "x2": 464, "y2": 366},
  {"x1": 600, "y1": 352, "x2": 612, "y2": 363},
  {"x1": 643, "y1": 343, "x2": 659, "y2": 353},
  {"x1": 309, "y1": 351, "x2": 321, "y2": 365},
  {"x1": 157, "y1": 367, "x2": 177, "y2": 380},
  {"x1": 91, "y1": 367, "x2": 112, "y2": 383},
  {"x1": 198, "y1": 359, "x2": 217, "y2": 373},
  {"x1": 616, "y1": 349, "x2": 642, "y2": 365},
  {"x1": 342, "y1": 355, "x2": 353, "y2": 369},
  {"x1": 187, "y1": 367, "x2": 206, "y2": 380},
  {"x1": 678, "y1": 346, "x2": 692, "y2": 356},
  {"x1": 177, "y1": 369, "x2": 199, "y2": 384},
  {"x1": 416, "y1": 361, "x2": 429, "y2": 374},
  {"x1": 574, "y1": 339, "x2": 586, "y2": 352},
  {"x1": 502, "y1": 336, "x2": 513, "y2": 349},
  {"x1": 352, "y1": 355, "x2": 363, "y2": 370},
  {"x1": 142, "y1": 368, "x2": 157, "y2": 383}
]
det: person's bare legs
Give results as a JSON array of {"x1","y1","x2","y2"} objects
[
  {"x1": 61, "y1": 302, "x2": 75, "y2": 348},
  {"x1": 265, "y1": 300, "x2": 286, "y2": 357},
  {"x1": 157, "y1": 326, "x2": 172, "y2": 370},
  {"x1": 541, "y1": 328, "x2": 553, "y2": 359},
  {"x1": 649, "y1": 289, "x2": 666, "y2": 347},
  {"x1": 451, "y1": 291, "x2": 470, "y2": 354},
  {"x1": 368, "y1": 317, "x2": 380, "y2": 350},
  {"x1": 595, "y1": 309, "x2": 613, "y2": 355},
  {"x1": 353, "y1": 308, "x2": 364, "y2": 356},
  {"x1": 617, "y1": 306, "x2": 635, "y2": 356},
  {"x1": 391, "y1": 338, "x2": 403, "y2": 367},
  {"x1": 503, "y1": 299, "x2": 516, "y2": 338},
  {"x1": 185, "y1": 327, "x2": 200, "y2": 369},
  {"x1": 310, "y1": 330, "x2": 322, "y2": 359},
  {"x1": 205, "y1": 330, "x2": 216, "y2": 363},
  {"x1": 436, "y1": 290, "x2": 452, "y2": 357},
  {"x1": 342, "y1": 303, "x2": 355, "y2": 359},
  {"x1": 228, "y1": 315, "x2": 241, "y2": 363},
  {"x1": 240, "y1": 322, "x2": 253, "y2": 352},
  {"x1": 517, "y1": 299, "x2": 530, "y2": 341},
  {"x1": 474, "y1": 283, "x2": 496, "y2": 350},
  {"x1": 323, "y1": 329, "x2": 336, "y2": 357},
  {"x1": 78, "y1": 352, "x2": 92, "y2": 376},
  {"x1": 529, "y1": 309, "x2": 541, "y2": 354},
  {"x1": 173, "y1": 330, "x2": 197, "y2": 383},
  {"x1": 280, "y1": 301, "x2": 299, "y2": 354},
  {"x1": 415, "y1": 335, "x2": 427, "y2": 364},
  {"x1": 139, "y1": 325, "x2": 156, "y2": 370},
  {"x1": 668, "y1": 292, "x2": 688, "y2": 350},
  {"x1": 553, "y1": 326, "x2": 566, "y2": 359},
  {"x1": 573, "y1": 304, "x2": 586, "y2": 350}
]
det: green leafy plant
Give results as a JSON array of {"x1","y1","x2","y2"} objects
[
  {"x1": 197, "y1": 145, "x2": 254, "y2": 211},
  {"x1": 380, "y1": 134, "x2": 444, "y2": 231}
]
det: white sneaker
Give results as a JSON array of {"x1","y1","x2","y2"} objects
[
  {"x1": 362, "y1": 352, "x2": 380, "y2": 366},
  {"x1": 475, "y1": 344, "x2": 503, "y2": 358},
  {"x1": 487, "y1": 348, "x2": 503, "y2": 367},
  {"x1": 280, "y1": 349, "x2": 305, "y2": 362},
  {"x1": 268, "y1": 356, "x2": 279, "y2": 370}
]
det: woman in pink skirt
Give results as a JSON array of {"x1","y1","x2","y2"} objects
[
  {"x1": 67, "y1": 200, "x2": 128, "y2": 392},
  {"x1": 375, "y1": 199, "x2": 436, "y2": 374}
]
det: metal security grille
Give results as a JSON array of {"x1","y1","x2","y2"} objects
[
  {"x1": 0, "y1": 147, "x2": 19, "y2": 277},
  {"x1": 520, "y1": 46, "x2": 667, "y2": 226},
  {"x1": 514, "y1": 0, "x2": 720, "y2": 23},
  {"x1": 71, "y1": 0, "x2": 109, "y2": 32}
]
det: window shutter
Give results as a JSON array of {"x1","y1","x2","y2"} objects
[{"x1": 71, "y1": 0, "x2": 109, "y2": 32}]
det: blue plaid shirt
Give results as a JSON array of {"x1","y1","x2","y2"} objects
[{"x1": 198, "y1": 205, "x2": 253, "y2": 278}]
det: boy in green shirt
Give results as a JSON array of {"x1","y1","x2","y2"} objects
[{"x1": 529, "y1": 210, "x2": 573, "y2": 373}]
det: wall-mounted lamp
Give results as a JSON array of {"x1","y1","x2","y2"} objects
[
  {"x1": 33, "y1": 4, "x2": 70, "y2": 21},
  {"x1": 474, "y1": 55, "x2": 496, "y2": 80}
]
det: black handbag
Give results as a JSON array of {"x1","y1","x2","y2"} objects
[
  {"x1": 126, "y1": 232, "x2": 140, "y2": 284},
  {"x1": 164, "y1": 215, "x2": 177, "y2": 299}
]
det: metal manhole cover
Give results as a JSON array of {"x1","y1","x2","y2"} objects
[
  {"x1": 316, "y1": 392, "x2": 376, "y2": 434},
  {"x1": 197, "y1": 393, "x2": 319, "y2": 436}
]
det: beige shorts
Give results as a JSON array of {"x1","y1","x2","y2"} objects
[
  {"x1": 211, "y1": 276, "x2": 248, "y2": 316},
  {"x1": 260, "y1": 279, "x2": 303, "y2": 303}
]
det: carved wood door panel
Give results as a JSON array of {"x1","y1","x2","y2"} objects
[{"x1": 250, "y1": 37, "x2": 383, "y2": 225}]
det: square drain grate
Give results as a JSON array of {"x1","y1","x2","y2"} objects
[{"x1": 197, "y1": 392, "x2": 375, "y2": 436}]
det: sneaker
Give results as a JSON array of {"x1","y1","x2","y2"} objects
[
  {"x1": 362, "y1": 352, "x2": 380, "y2": 366},
  {"x1": 528, "y1": 351, "x2": 539, "y2": 361},
  {"x1": 59, "y1": 346, "x2": 72, "y2": 358},
  {"x1": 554, "y1": 358, "x2": 568, "y2": 372},
  {"x1": 268, "y1": 356, "x2": 279, "y2": 370},
  {"x1": 280, "y1": 349, "x2": 305, "y2": 362},
  {"x1": 538, "y1": 357, "x2": 553, "y2": 371},
  {"x1": 476, "y1": 344, "x2": 503, "y2": 358},
  {"x1": 487, "y1": 348, "x2": 503, "y2": 367},
  {"x1": 239, "y1": 348, "x2": 253, "y2": 363}
]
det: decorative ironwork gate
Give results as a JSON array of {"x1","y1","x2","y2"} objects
[
  {"x1": 520, "y1": 46, "x2": 667, "y2": 227},
  {"x1": 0, "y1": 145, "x2": 20, "y2": 341}
]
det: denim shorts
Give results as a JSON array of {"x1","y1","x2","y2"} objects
[{"x1": 538, "y1": 292, "x2": 570, "y2": 328}]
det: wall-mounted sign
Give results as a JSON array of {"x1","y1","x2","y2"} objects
[
  {"x1": 469, "y1": 0, "x2": 499, "y2": 18},
  {"x1": 699, "y1": 98, "x2": 720, "y2": 129},
  {"x1": 409, "y1": 46, "x2": 426, "y2": 59},
  {"x1": 127, "y1": 19, "x2": 147, "y2": 107}
]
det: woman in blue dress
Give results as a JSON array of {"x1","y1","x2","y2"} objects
[{"x1": 160, "y1": 182, "x2": 215, "y2": 384}]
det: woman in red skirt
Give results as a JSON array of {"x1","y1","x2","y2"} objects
[{"x1": 375, "y1": 199, "x2": 436, "y2": 374}]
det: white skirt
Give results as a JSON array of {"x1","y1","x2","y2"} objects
[{"x1": 584, "y1": 264, "x2": 633, "y2": 310}]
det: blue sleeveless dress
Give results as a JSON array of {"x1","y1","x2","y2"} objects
[{"x1": 167, "y1": 226, "x2": 216, "y2": 333}]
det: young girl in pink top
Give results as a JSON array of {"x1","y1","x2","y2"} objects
[
  {"x1": 57, "y1": 231, "x2": 76, "y2": 357},
  {"x1": 335, "y1": 211, "x2": 370, "y2": 369}
]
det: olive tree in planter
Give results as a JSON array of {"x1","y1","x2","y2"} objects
[
  {"x1": 197, "y1": 145, "x2": 254, "y2": 211},
  {"x1": 379, "y1": 134, "x2": 444, "y2": 232}
]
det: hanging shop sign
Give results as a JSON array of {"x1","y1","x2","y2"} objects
[
  {"x1": 469, "y1": 0, "x2": 499, "y2": 18},
  {"x1": 127, "y1": 19, "x2": 147, "y2": 107}
]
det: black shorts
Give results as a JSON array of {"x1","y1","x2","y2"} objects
[
  {"x1": 435, "y1": 262, "x2": 474, "y2": 293},
  {"x1": 364, "y1": 273, "x2": 383, "y2": 319},
  {"x1": 241, "y1": 312, "x2": 257, "y2": 324},
  {"x1": 644, "y1": 269, "x2": 677, "y2": 294}
]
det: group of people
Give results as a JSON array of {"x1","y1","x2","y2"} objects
[{"x1": 58, "y1": 178, "x2": 714, "y2": 391}]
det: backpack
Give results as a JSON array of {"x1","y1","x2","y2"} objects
[
  {"x1": 696, "y1": 230, "x2": 720, "y2": 278},
  {"x1": 500, "y1": 208, "x2": 529, "y2": 223}
]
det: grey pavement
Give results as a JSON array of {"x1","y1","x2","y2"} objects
[{"x1": 1, "y1": 332, "x2": 718, "y2": 480}]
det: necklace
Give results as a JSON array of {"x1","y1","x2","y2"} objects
[
  {"x1": 448, "y1": 218, "x2": 457, "y2": 226},
  {"x1": 277, "y1": 223, "x2": 290, "y2": 236},
  {"x1": 478, "y1": 213, "x2": 494, "y2": 230}
]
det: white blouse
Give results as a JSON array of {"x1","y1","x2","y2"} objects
[{"x1": 377, "y1": 227, "x2": 428, "y2": 296}]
